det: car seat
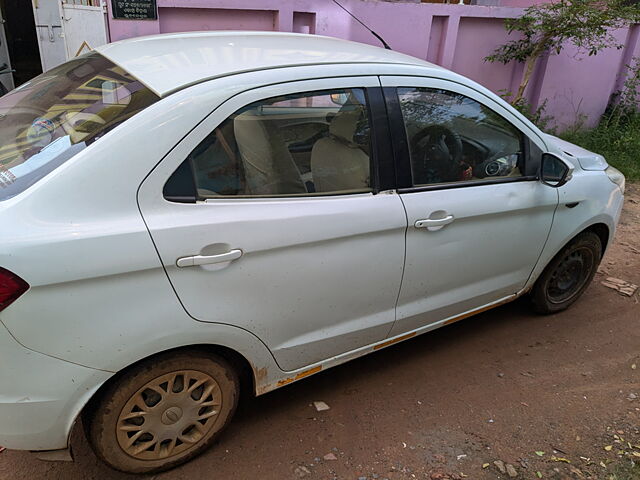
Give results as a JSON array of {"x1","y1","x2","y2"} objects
[
  {"x1": 233, "y1": 112, "x2": 306, "y2": 195},
  {"x1": 310, "y1": 107, "x2": 370, "y2": 193}
]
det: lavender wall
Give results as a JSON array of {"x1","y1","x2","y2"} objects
[{"x1": 106, "y1": 0, "x2": 639, "y2": 130}]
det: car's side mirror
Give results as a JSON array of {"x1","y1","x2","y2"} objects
[{"x1": 541, "y1": 153, "x2": 573, "y2": 188}]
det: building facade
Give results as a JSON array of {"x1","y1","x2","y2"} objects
[{"x1": 7, "y1": 0, "x2": 639, "y2": 129}]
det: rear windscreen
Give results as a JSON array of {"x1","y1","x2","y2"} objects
[{"x1": 0, "y1": 52, "x2": 159, "y2": 201}]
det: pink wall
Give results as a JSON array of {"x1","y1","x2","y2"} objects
[
  {"x1": 536, "y1": 30, "x2": 629, "y2": 128},
  {"x1": 452, "y1": 17, "x2": 520, "y2": 95},
  {"x1": 158, "y1": 8, "x2": 277, "y2": 33},
  {"x1": 106, "y1": 0, "x2": 640, "y2": 130}
]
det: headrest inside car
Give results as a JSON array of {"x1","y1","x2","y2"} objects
[{"x1": 329, "y1": 107, "x2": 364, "y2": 145}]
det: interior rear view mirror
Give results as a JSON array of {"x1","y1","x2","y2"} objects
[
  {"x1": 330, "y1": 92, "x2": 349, "y2": 105},
  {"x1": 541, "y1": 153, "x2": 573, "y2": 187}
]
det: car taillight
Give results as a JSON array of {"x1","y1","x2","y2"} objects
[{"x1": 0, "y1": 267, "x2": 29, "y2": 312}]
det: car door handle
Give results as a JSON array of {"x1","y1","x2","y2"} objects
[
  {"x1": 176, "y1": 249, "x2": 243, "y2": 268},
  {"x1": 415, "y1": 215, "x2": 455, "y2": 229}
]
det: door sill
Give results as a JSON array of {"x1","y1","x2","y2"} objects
[{"x1": 257, "y1": 290, "x2": 526, "y2": 395}]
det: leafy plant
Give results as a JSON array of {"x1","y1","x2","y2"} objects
[
  {"x1": 560, "y1": 56, "x2": 640, "y2": 181},
  {"x1": 486, "y1": 0, "x2": 640, "y2": 104},
  {"x1": 607, "y1": 56, "x2": 640, "y2": 122},
  {"x1": 498, "y1": 89, "x2": 554, "y2": 131},
  {"x1": 560, "y1": 111, "x2": 640, "y2": 181}
]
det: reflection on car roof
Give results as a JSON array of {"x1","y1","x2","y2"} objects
[{"x1": 95, "y1": 31, "x2": 438, "y2": 97}]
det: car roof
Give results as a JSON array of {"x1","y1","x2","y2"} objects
[{"x1": 95, "y1": 31, "x2": 440, "y2": 97}]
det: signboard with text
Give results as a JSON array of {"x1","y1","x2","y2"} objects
[{"x1": 111, "y1": 0, "x2": 157, "y2": 20}]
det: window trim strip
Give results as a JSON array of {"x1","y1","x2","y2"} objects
[
  {"x1": 397, "y1": 175, "x2": 539, "y2": 194},
  {"x1": 382, "y1": 86, "x2": 412, "y2": 190},
  {"x1": 367, "y1": 86, "x2": 396, "y2": 193}
]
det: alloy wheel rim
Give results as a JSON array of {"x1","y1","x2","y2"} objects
[
  {"x1": 116, "y1": 370, "x2": 222, "y2": 460},
  {"x1": 547, "y1": 247, "x2": 594, "y2": 304}
]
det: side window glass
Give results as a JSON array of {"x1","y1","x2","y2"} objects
[
  {"x1": 166, "y1": 88, "x2": 372, "y2": 200},
  {"x1": 397, "y1": 88, "x2": 524, "y2": 186}
]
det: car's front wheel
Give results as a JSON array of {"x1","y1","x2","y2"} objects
[
  {"x1": 530, "y1": 231, "x2": 602, "y2": 314},
  {"x1": 85, "y1": 350, "x2": 239, "y2": 474}
]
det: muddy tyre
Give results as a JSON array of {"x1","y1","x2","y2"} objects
[
  {"x1": 530, "y1": 231, "x2": 602, "y2": 314},
  {"x1": 85, "y1": 351, "x2": 239, "y2": 474}
]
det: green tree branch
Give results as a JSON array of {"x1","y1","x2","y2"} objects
[{"x1": 486, "y1": 0, "x2": 640, "y2": 105}]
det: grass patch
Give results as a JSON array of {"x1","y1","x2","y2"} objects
[
  {"x1": 560, "y1": 114, "x2": 640, "y2": 181},
  {"x1": 607, "y1": 460, "x2": 640, "y2": 480}
]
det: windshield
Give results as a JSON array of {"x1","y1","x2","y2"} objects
[{"x1": 0, "y1": 52, "x2": 159, "y2": 201}]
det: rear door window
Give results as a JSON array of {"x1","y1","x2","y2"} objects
[{"x1": 164, "y1": 88, "x2": 372, "y2": 200}]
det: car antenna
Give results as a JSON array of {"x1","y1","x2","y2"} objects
[{"x1": 331, "y1": 0, "x2": 392, "y2": 50}]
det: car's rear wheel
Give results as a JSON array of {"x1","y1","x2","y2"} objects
[
  {"x1": 85, "y1": 351, "x2": 239, "y2": 474},
  {"x1": 530, "y1": 231, "x2": 602, "y2": 314}
]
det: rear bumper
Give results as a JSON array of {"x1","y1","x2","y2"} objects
[{"x1": 0, "y1": 321, "x2": 111, "y2": 451}]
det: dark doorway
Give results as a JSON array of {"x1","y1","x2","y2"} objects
[{"x1": 0, "y1": 0, "x2": 42, "y2": 90}]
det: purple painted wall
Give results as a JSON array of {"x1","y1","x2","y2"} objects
[
  {"x1": 158, "y1": 8, "x2": 278, "y2": 33},
  {"x1": 106, "y1": 0, "x2": 640, "y2": 130}
]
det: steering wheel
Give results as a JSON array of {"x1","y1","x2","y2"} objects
[{"x1": 410, "y1": 125, "x2": 464, "y2": 184}]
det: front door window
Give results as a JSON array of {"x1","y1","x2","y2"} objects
[{"x1": 397, "y1": 87, "x2": 524, "y2": 186}]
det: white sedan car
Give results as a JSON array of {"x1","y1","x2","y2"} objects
[{"x1": 0, "y1": 32, "x2": 625, "y2": 473}]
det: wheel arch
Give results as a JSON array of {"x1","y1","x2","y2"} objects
[
  {"x1": 88, "y1": 343, "x2": 256, "y2": 407},
  {"x1": 583, "y1": 222, "x2": 610, "y2": 256},
  {"x1": 76, "y1": 343, "x2": 257, "y2": 447},
  {"x1": 545, "y1": 221, "x2": 611, "y2": 269},
  {"x1": 525, "y1": 220, "x2": 611, "y2": 293}
]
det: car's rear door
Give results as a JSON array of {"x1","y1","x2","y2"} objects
[
  {"x1": 380, "y1": 76, "x2": 559, "y2": 336},
  {"x1": 138, "y1": 77, "x2": 406, "y2": 372}
]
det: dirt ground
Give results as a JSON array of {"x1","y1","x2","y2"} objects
[{"x1": 1, "y1": 185, "x2": 639, "y2": 480}]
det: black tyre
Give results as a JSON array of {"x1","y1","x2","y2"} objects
[
  {"x1": 85, "y1": 351, "x2": 239, "y2": 474},
  {"x1": 530, "y1": 231, "x2": 602, "y2": 314}
]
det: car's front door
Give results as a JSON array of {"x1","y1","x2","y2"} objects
[
  {"x1": 138, "y1": 78, "x2": 406, "y2": 371},
  {"x1": 380, "y1": 76, "x2": 559, "y2": 336}
]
